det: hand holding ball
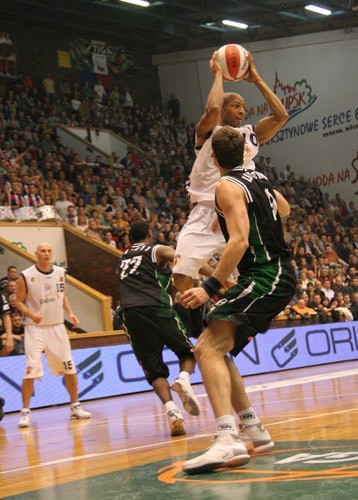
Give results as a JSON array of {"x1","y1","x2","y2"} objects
[{"x1": 217, "y1": 44, "x2": 249, "y2": 82}]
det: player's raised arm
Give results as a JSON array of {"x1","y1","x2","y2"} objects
[
  {"x1": 196, "y1": 51, "x2": 224, "y2": 141},
  {"x1": 244, "y1": 52, "x2": 288, "y2": 144}
]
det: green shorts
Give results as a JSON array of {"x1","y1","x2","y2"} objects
[{"x1": 206, "y1": 260, "x2": 296, "y2": 356}]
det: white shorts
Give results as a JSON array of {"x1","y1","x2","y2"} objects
[
  {"x1": 173, "y1": 203, "x2": 226, "y2": 279},
  {"x1": 23, "y1": 324, "x2": 77, "y2": 379}
]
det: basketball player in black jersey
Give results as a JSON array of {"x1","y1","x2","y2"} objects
[
  {"x1": 117, "y1": 221, "x2": 201, "y2": 436},
  {"x1": 181, "y1": 127, "x2": 296, "y2": 474}
]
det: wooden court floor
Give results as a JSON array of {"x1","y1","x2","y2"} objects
[{"x1": 1, "y1": 360, "x2": 357, "y2": 499}]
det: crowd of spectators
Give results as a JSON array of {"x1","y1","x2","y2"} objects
[{"x1": 0, "y1": 75, "x2": 357, "y2": 343}]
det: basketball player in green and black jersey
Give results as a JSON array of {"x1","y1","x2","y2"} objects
[
  {"x1": 181, "y1": 126, "x2": 296, "y2": 474},
  {"x1": 117, "y1": 221, "x2": 201, "y2": 437}
]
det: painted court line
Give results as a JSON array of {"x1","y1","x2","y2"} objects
[
  {"x1": 195, "y1": 368, "x2": 358, "y2": 398},
  {"x1": 3, "y1": 368, "x2": 357, "y2": 475},
  {"x1": 3, "y1": 406, "x2": 356, "y2": 475}
]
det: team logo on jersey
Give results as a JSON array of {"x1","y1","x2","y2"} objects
[{"x1": 30, "y1": 277, "x2": 35, "y2": 283}]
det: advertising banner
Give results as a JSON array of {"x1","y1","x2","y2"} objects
[{"x1": 1, "y1": 321, "x2": 357, "y2": 413}]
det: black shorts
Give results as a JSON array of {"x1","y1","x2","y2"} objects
[
  {"x1": 122, "y1": 306, "x2": 194, "y2": 384},
  {"x1": 207, "y1": 259, "x2": 297, "y2": 356}
]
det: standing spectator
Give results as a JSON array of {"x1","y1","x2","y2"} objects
[
  {"x1": 55, "y1": 190, "x2": 73, "y2": 220},
  {"x1": 93, "y1": 79, "x2": 106, "y2": 106},
  {"x1": 15, "y1": 242, "x2": 91, "y2": 427},
  {"x1": 123, "y1": 85, "x2": 134, "y2": 109},
  {"x1": 168, "y1": 93, "x2": 180, "y2": 119},
  {"x1": 42, "y1": 73, "x2": 56, "y2": 99}
]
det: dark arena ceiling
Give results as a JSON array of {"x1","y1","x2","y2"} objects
[{"x1": 1, "y1": 0, "x2": 357, "y2": 54}]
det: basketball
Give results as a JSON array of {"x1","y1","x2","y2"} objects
[{"x1": 217, "y1": 44, "x2": 249, "y2": 82}]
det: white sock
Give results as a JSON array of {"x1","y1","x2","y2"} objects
[
  {"x1": 178, "y1": 371, "x2": 190, "y2": 381},
  {"x1": 165, "y1": 401, "x2": 178, "y2": 412},
  {"x1": 237, "y1": 407, "x2": 260, "y2": 426},
  {"x1": 216, "y1": 415, "x2": 237, "y2": 434},
  {"x1": 71, "y1": 401, "x2": 80, "y2": 408}
]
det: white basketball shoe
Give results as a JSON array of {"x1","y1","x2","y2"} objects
[
  {"x1": 18, "y1": 409, "x2": 31, "y2": 428},
  {"x1": 71, "y1": 403, "x2": 91, "y2": 420},
  {"x1": 167, "y1": 407, "x2": 186, "y2": 436},
  {"x1": 183, "y1": 433, "x2": 250, "y2": 474},
  {"x1": 239, "y1": 423, "x2": 274, "y2": 452},
  {"x1": 171, "y1": 377, "x2": 201, "y2": 416}
]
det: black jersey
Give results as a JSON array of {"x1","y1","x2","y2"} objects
[
  {"x1": 0, "y1": 293, "x2": 10, "y2": 317},
  {"x1": 216, "y1": 167, "x2": 292, "y2": 276},
  {"x1": 117, "y1": 243, "x2": 173, "y2": 315}
]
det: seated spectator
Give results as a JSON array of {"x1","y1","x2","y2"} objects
[
  {"x1": 306, "y1": 269, "x2": 319, "y2": 287},
  {"x1": 117, "y1": 232, "x2": 131, "y2": 252},
  {"x1": 7, "y1": 293, "x2": 18, "y2": 313},
  {"x1": 332, "y1": 274, "x2": 348, "y2": 295},
  {"x1": 291, "y1": 298, "x2": 317, "y2": 319},
  {"x1": 326, "y1": 298, "x2": 345, "y2": 322},
  {"x1": 342, "y1": 293, "x2": 351, "y2": 309},
  {"x1": 4, "y1": 280, "x2": 18, "y2": 300},
  {"x1": 323, "y1": 243, "x2": 348, "y2": 269},
  {"x1": 4, "y1": 181, "x2": 25, "y2": 210},
  {"x1": 85, "y1": 218, "x2": 102, "y2": 240},
  {"x1": 64, "y1": 205, "x2": 78, "y2": 226},
  {"x1": 306, "y1": 282, "x2": 315, "y2": 303},
  {"x1": 10, "y1": 312, "x2": 25, "y2": 355},
  {"x1": 321, "y1": 278, "x2": 335, "y2": 301},
  {"x1": 103, "y1": 230, "x2": 117, "y2": 249},
  {"x1": 349, "y1": 292, "x2": 358, "y2": 320},
  {"x1": 313, "y1": 280, "x2": 325, "y2": 300},
  {"x1": 0, "y1": 266, "x2": 18, "y2": 291},
  {"x1": 23, "y1": 183, "x2": 45, "y2": 207},
  {"x1": 75, "y1": 214, "x2": 89, "y2": 232}
]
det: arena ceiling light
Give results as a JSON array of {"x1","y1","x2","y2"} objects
[
  {"x1": 120, "y1": 0, "x2": 150, "y2": 7},
  {"x1": 305, "y1": 4, "x2": 332, "y2": 15},
  {"x1": 222, "y1": 19, "x2": 248, "y2": 30}
]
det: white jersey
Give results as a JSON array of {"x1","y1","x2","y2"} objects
[
  {"x1": 21, "y1": 265, "x2": 66, "y2": 326},
  {"x1": 187, "y1": 124, "x2": 259, "y2": 203}
]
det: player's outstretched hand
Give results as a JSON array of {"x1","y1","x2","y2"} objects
[{"x1": 181, "y1": 287, "x2": 209, "y2": 309}]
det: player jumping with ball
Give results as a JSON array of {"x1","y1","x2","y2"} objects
[
  {"x1": 173, "y1": 50, "x2": 288, "y2": 294},
  {"x1": 172, "y1": 49, "x2": 289, "y2": 454}
]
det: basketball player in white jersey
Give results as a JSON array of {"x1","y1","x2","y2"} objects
[
  {"x1": 172, "y1": 50, "x2": 289, "y2": 454},
  {"x1": 16, "y1": 242, "x2": 90, "y2": 427},
  {"x1": 173, "y1": 50, "x2": 289, "y2": 293}
]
